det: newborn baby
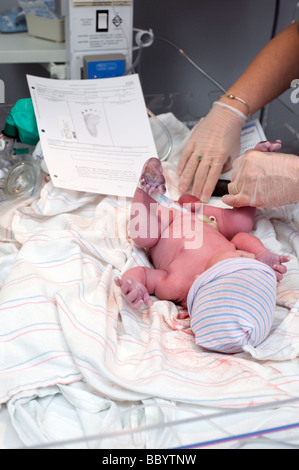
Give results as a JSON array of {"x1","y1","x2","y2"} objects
[{"x1": 115, "y1": 142, "x2": 289, "y2": 353}]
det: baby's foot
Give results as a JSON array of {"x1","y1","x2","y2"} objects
[
  {"x1": 256, "y1": 251, "x2": 290, "y2": 282},
  {"x1": 115, "y1": 276, "x2": 153, "y2": 309},
  {"x1": 251, "y1": 139, "x2": 282, "y2": 152},
  {"x1": 139, "y1": 157, "x2": 166, "y2": 196}
]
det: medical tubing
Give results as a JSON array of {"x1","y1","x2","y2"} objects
[
  {"x1": 134, "y1": 3, "x2": 280, "y2": 97},
  {"x1": 146, "y1": 107, "x2": 173, "y2": 161},
  {"x1": 130, "y1": 30, "x2": 228, "y2": 162},
  {"x1": 155, "y1": 35, "x2": 226, "y2": 93},
  {"x1": 129, "y1": 46, "x2": 143, "y2": 73},
  {"x1": 134, "y1": 28, "x2": 154, "y2": 48},
  {"x1": 130, "y1": 29, "x2": 155, "y2": 73}
]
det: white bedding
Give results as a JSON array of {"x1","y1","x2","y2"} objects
[{"x1": 0, "y1": 113, "x2": 299, "y2": 449}]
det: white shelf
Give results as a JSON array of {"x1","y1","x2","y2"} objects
[{"x1": 0, "y1": 32, "x2": 66, "y2": 64}]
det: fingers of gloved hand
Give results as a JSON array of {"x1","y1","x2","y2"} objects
[
  {"x1": 178, "y1": 105, "x2": 245, "y2": 195},
  {"x1": 178, "y1": 116, "x2": 224, "y2": 187},
  {"x1": 222, "y1": 171, "x2": 248, "y2": 207},
  {"x1": 222, "y1": 148, "x2": 299, "y2": 208},
  {"x1": 178, "y1": 149, "x2": 202, "y2": 194},
  {"x1": 177, "y1": 130, "x2": 201, "y2": 177},
  {"x1": 222, "y1": 152, "x2": 267, "y2": 207},
  {"x1": 223, "y1": 171, "x2": 253, "y2": 207},
  {"x1": 220, "y1": 154, "x2": 234, "y2": 174},
  {"x1": 177, "y1": 117, "x2": 207, "y2": 171},
  {"x1": 192, "y1": 161, "x2": 224, "y2": 202},
  {"x1": 222, "y1": 192, "x2": 251, "y2": 208}
]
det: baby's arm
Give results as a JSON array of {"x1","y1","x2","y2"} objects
[
  {"x1": 115, "y1": 266, "x2": 168, "y2": 309},
  {"x1": 231, "y1": 232, "x2": 290, "y2": 281}
]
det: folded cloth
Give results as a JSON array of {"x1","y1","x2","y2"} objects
[{"x1": 187, "y1": 258, "x2": 277, "y2": 354}]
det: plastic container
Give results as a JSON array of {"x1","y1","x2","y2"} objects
[{"x1": 26, "y1": 14, "x2": 65, "y2": 42}]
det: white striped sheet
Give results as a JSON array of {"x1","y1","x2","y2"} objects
[
  {"x1": 254, "y1": 206, "x2": 299, "y2": 308},
  {"x1": 58, "y1": 276, "x2": 299, "y2": 405},
  {"x1": 0, "y1": 172, "x2": 298, "y2": 412}
]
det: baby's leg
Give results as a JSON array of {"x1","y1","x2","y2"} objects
[
  {"x1": 177, "y1": 189, "x2": 255, "y2": 239},
  {"x1": 203, "y1": 205, "x2": 256, "y2": 239},
  {"x1": 255, "y1": 251, "x2": 290, "y2": 282},
  {"x1": 139, "y1": 157, "x2": 166, "y2": 195},
  {"x1": 231, "y1": 232, "x2": 290, "y2": 282},
  {"x1": 247, "y1": 139, "x2": 282, "y2": 153},
  {"x1": 131, "y1": 158, "x2": 173, "y2": 248}
]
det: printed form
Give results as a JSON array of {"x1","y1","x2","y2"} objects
[{"x1": 27, "y1": 74, "x2": 158, "y2": 197}]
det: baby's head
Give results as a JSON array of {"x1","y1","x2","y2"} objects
[{"x1": 187, "y1": 257, "x2": 277, "y2": 354}]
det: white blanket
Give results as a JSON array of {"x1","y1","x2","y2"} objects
[{"x1": 0, "y1": 114, "x2": 299, "y2": 448}]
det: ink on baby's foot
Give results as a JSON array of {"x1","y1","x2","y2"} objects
[{"x1": 140, "y1": 157, "x2": 166, "y2": 196}]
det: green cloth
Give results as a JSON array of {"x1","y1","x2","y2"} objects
[{"x1": 3, "y1": 99, "x2": 39, "y2": 146}]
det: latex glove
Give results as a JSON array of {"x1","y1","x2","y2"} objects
[
  {"x1": 178, "y1": 102, "x2": 246, "y2": 202},
  {"x1": 222, "y1": 151, "x2": 299, "y2": 207}
]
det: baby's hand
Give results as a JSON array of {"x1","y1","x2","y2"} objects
[
  {"x1": 256, "y1": 251, "x2": 290, "y2": 282},
  {"x1": 139, "y1": 157, "x2": 166, "y2": 196},
  {"x1": 115, "y1": 276, "x2": 153, "y2": 309}
]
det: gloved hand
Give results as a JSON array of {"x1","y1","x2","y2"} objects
[
  {"x1": 177, "y1": 102, "x2": 246, "y2": 202},
  {"x1": 222, "y1": 150, "x2": 299, "y2": 207}
]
